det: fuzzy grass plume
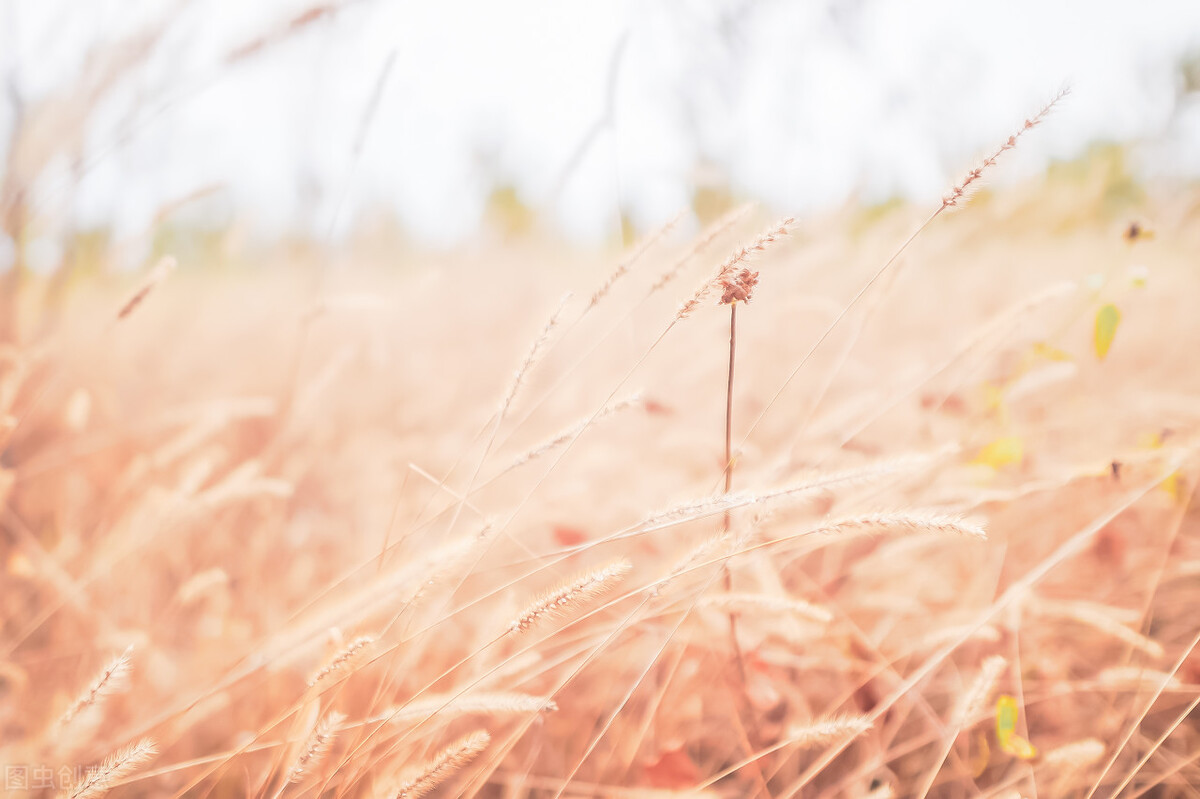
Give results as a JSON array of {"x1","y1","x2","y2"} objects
[
  {"x1": 506, "y1": 560, "x2": 633, "y2": 635},
  {"x1": 390, "y1": 730, "x2": 491, "y2": 799},
  {"x1": 65, "y1": 739, "x2": 157, "y2": 799}
]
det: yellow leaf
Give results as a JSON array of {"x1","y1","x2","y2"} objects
[
  {"x1": 1006, "y1": 733, "x2": 1038, "y2": 760},
  {"x1": 995, "y1": 695, "x2": 1038, "y2": 759},
  {"x1": 1137, "y1": 430, "x2": 1166, "y2": 449},
  {"x1": 981, "y1": 382, "x2": 1008, "y2": 422},
  {"x1": 1094, "y1": 304, "x2": 1121, "y2": 361},
  {"x1": 981, "y1": 382, "x2": 1004, "y2": 407},
  {"x1": 1032, "y1": 341, "x2": 1073, "y2": 362},
  {"x1": 973, "y1": 436, "x2": 1024, "y2": 469},
  {"x1": 996, "y1": 695, "x2": 1018, "y2": 749},
  {"x1": 1161, "y1": 471, "x2": 1188, "y2": 504}
]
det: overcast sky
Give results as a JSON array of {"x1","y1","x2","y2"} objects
[{"x1": 4, "y1": 0, "x2": 1200, "y2": 251}]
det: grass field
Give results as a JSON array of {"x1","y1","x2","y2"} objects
[{"x1": 1, "y1": 120, "x2": 1199, "y2": 797}]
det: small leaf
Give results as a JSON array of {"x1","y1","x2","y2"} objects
[
  {"x1": 1032, "y1": 341, "x2": 1073, "y2": 362},
  {"x1": 996, "y1": 695, "x2": 1038, "y2": 760},
  {"x1": 973, "y1": 436, "x2": 1024, "y2": 469},
  {"x1": 1161, "y1": 471, "x2": 1188, "y2": 504},
  {"x1": 995, "y1": 695, "x2": 1018, "y2": 748},
  {"x1": 1006, "y1": 733, "x2": 1038, "y2": 760},
  {"x1": 1138, "y1": 430, "x2": 1167, "y2": 449},
  {"x1": 643, "y1": 743, "x2": 700, "y2": 789},
  {"x1": 552, "y1": 525, "x2": 588, "y2": 546},
  {"x1": 981, "y1": 382, "x2": 1006, "y2": 415},
  {"x1": 1094, "y1": 304, "x2": 1121, "y2": 361},
  {"x1": 643, "y1": 398, "x2": 675, "y2": 416}
]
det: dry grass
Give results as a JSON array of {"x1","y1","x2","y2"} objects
[{"x1": 1, "y1": 117, "x2": 1199, "y2": 799}]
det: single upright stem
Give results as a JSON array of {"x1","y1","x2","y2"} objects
[
  {"x1": 723, "y1": 302, "x2": 747, "y2": 683},
  {"x1": 725, "y1": 304, "x2": 737, "y2": 496}
]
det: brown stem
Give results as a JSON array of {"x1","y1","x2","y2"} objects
[
  {"x1": 725, "y1": 303, "x2": 736, "y2": 495},
  {"x1": 723, "y1": 302, "x2": 747, "y2": 683}
]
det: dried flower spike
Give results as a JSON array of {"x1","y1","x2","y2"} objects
[
  {"x1": 787, "y1": 715, "x2": 873, "y2": 748},
  {"x1": 719, "y1": 268, "x2": 759, "y2": 305},
  {"x1": 287, "y1": 711, "x2": 345, "y2": 784},
  {"x1": 676, "y1": 217, "x2": 794, "y2": 320},
  {"x1": 943, "y1": 88, "x2": 1068, "y2": 209},
  {"x1": 506, "y1": 560, "x2": 631, "y2": 635},
  {"x1": 392, "y1": 730, "x2": 490, "y2": 799},
  {"x1": 59, "y1": 647, "x2": 134, "y2": 730},
  {"x1": 308, "y1": 636, "x2": 374, "y2": 687},
  {"x1": 117, "y1": 256, "x2": 176, "y2": 320},
  {"x1": 65, "y1": 738, "x2": 157, "y2": 799}
]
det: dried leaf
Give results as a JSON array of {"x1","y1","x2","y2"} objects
[
  {"x1": 644, "y1": 742, "x2": 700, "y2": 789},
  {"x1": 643, "y1": 398, "x2": 675, "y2": 416},
  {"x1": 1123, "y1": 222, "x2": 1153, "y2": 243},
  {"x1": 552, "y1": 525, "x2": 588, "y2": 546},
  {"x1": 969, "y1": 730, "x2": 991, "y2": 777}
]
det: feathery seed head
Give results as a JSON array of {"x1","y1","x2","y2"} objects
[
  {"x1": 507, "y1": 559, "x2": 632, "y2": 635},
  {"x1": 392, "y1": 730, "x2": 490, "y2": 799}
]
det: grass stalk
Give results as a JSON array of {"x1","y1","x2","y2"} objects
[{"x1": 722, "y1": 301, "x2": 747, "y2": 683}]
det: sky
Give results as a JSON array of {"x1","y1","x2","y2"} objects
[{"x1": 3, "y1": 0, "x2": 1200, "y2": 256}]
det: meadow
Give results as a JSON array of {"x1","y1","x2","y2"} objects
[{"x1": 1, "y1": 104, "x2": 1199, "y2": 798}]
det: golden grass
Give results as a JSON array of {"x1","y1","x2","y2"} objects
[{"x1": 1, "y1": 123, "x2": 1199, "y2": 798}]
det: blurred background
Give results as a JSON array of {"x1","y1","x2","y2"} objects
[
  {"x1": 3, "y1": 5, "x2": 1200, "y2": 795},
  {"x1": 2, "y1": 0, "x2": 1200, "y2": 266}
]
